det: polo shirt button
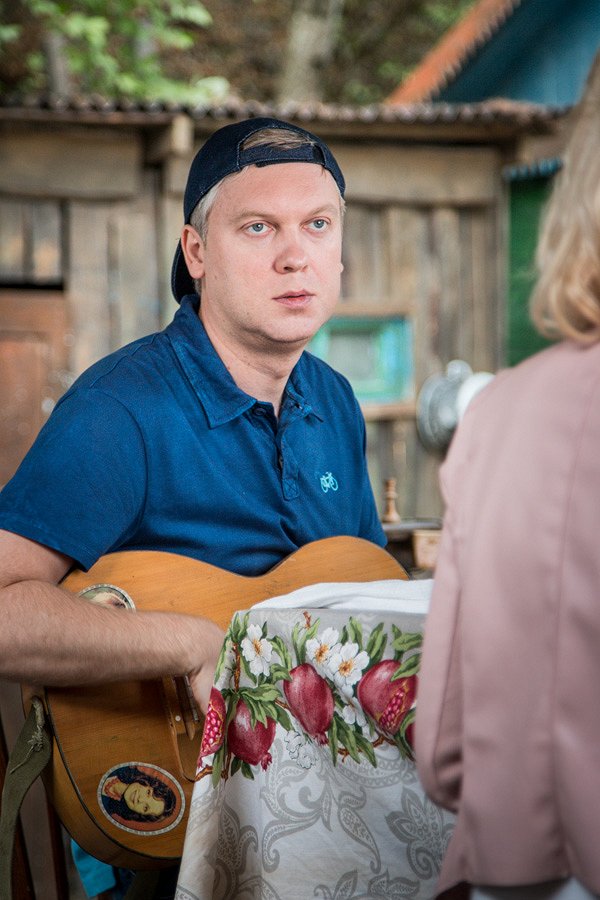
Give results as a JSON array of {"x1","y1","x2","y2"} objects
[
  {"x1": 278, "y1": 455, "x2": 284, "y2": 470},
  {"x1": 253, "y1": 407, "x2": 266, "y2": 417}
]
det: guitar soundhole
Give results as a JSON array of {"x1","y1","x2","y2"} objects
[
  {"x1": 78, "y1": 583, "x2": 136, "y2": 610},
  {"x1": 97, "y1": 761, "x2": 185, "y2": 836}
]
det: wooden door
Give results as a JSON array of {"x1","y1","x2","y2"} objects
[
  {"x1": 0, "y1": 289, "x2": 71, "y2": 898},
  {"x1": 0, "y1": 290, "x2": 69, "y2": 488}
]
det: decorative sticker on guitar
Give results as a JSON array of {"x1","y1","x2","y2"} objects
[
  {"x1": 78, "y1": 583, "x2": 136, "y2": 610},
  {"x1": 97, "y1": 762, "x2": 185, "y2": 835}
]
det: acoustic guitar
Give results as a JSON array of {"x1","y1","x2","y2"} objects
[{"x1": 22, "y1": 536, "x2": 407, "y2": 871}]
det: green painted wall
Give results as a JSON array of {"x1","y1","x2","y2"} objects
[{"x1": 508, "y1": 177, "x2": 554, "y2": 366}]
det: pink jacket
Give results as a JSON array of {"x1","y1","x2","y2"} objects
[{"x1": 415, "y1": 339, "x2": 600, "y2": 895}]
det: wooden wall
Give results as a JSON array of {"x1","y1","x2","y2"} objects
[
  {"x1": 0, "y1": 118, "x2": 508, "y2": 517},
  {"x1": 328, "y1": 140, "x2": 506, "y2": 516}
]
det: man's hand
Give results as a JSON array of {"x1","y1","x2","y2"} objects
[{"x1": 186, "y1": 620, "x2": 226, "y2": 714}]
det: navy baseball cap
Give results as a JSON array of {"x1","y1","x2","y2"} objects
[{"x1": 170, "y1": 117, "x2": 346, "y2": 302}]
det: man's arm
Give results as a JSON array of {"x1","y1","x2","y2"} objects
[{"x1": 0, "y1": 529, "x2": 224, "y2": 712}]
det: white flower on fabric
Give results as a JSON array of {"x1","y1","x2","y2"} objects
[
  {"x1": 327, "y1": 643, "x2": 370, "y2": 692},
  {"x1": 285, "y1": 730, "x2": 316, "y2": 769},
  {"x1": 240, "y1": 624, "x2": 273, "y2": 677},
  {"x1": 342, "y1": 699, "x2": 367, "y2": 729},
  {"x1": 214, "y1": 641, "x2": 235, "y2": 690},
  {"x1": 306, "y1": 627, "x2": 340, "y2": 675}
]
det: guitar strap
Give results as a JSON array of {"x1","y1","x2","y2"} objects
[
  {"x1": 123, "y1": 869, "x2": 162, "y2": 899},
  {"x1": 0, "y1": 698, "x2": 164, "y2": 900},
  {"x1": 0, "y1": 697, "x2": 51, "y2": 900}
]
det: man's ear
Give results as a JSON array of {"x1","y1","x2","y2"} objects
[{"x1": 181, "y1": 225, "x2": 205, "y2": 279}]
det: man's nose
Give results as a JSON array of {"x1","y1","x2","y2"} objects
[{"x1": 274, "y1": 233, "x2": 308, "y2": 273}]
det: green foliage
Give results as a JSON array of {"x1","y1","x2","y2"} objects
[
  {"x1": 0, "y1": 23, "x2": 20, "y2": 44},
  {"x1": 328, "y1": 0, "x2": 477, "y2": 104},
  {"x1": 1, "y1": 0, "x2": 228, "y2": 102}
]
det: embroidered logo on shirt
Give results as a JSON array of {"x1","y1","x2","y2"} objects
[{"x1": 319, "y1": 472, "x2": 339, "y2": 493}]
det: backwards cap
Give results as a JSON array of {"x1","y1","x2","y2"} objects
[{"x1": 170, "y1": 116, "x2": 345, "y2": 302}]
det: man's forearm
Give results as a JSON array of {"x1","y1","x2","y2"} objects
[{"x1": 0, "y1": 579, "x2": 224, "y2": 711}]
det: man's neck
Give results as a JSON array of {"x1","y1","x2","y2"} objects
[{"x1": 201, "y1": 318, "x2": 303, "y2": 417}]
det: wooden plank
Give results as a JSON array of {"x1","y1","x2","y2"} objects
[
  {"x1": 433, "y1": 206, "x2": 463, "y2": 364},
  {"x1": 0, "y1": 128, "x2": 142, "y2": 199},
  {"x1": 387, "y1": 207, "x2": 427, "y2": 317},
  {"x1": 458, "y1": 211, "x2": 476, "y2": 365},
  {"x1": 157, "y1": 193, "x2": 184, "y2": 326},
  {"x1": 0, "y1": 199, "x2": 62, "y2": 284},
  {"x1": 109, "y1": 171, "x2": 161, "y2": 347},
  {"x1": 340, "y1": 203, "x2": 388, "y2": 305},
  {"x1": 31, "y1": 201, "x2": 62, "y2": 282},
  {"x1": 163, "y1": 154, "x2": 194, "y2": 198},
  {"x1": 468, "y1": 208, "x2": 494, "y2": 371},
  {"x1": 68, "y1": 203, "x2": 113, "y2": 373},
  {"x1": 0, "y1": 336, "x2": 46, "y2": 487},
  {"x1": 0, "y1": 290, "x2": 70, "y2": 487},
  {"x1": 410, "y1": 207, "x2": 442, "y2": 387},
  {"x1": 0, "y1": 201, "x2": 25, "y2": 280},
  {"x1": 334, "y1": 144, "x2": 501, "y2": 205},
  {"x1": 405, "y1": 422, "x2": 444, "y2": 519}
]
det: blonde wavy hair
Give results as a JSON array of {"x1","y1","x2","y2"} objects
[{"x1": 530, "y1": 53, "x2": 600, "y2": 344}]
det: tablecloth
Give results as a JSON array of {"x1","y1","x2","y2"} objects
[{"x1": 175, "y1": 579, "x2": 454, "y2": 900}]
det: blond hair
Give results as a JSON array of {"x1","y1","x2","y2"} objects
[{"x1": 530, "y1": 53, "x2": 600, "y2": 344}]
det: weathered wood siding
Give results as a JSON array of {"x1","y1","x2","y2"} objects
[
  {"x1": 0, "y1": 120, "x2": 507, "y2": 518},
  {"x1": 330, "y1": 141, "x2": 506, "y2": 516}
]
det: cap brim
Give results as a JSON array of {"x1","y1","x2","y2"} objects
[{"x1": 171, "y1": 241, "x2": 196, "y2": 303}]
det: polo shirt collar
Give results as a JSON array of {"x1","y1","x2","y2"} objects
[
  {"x1": 167, "y1": 295, "x2": 253, "y2": 427},
  {"x1": 286, "y1": 361, "x2": 325, "y2": 422},
  {"x1": 166, "y1": 295, "x2": 323, "y2": 427}
]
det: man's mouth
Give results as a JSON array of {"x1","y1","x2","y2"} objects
[{"x1": 273, "y1": 291, "x2": 313, "y2": 307}]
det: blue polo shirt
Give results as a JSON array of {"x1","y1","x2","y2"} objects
[{"x1": 0, "y1": 296, "x2": 385, "y2": 576}]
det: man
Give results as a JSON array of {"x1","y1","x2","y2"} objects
[{"x1": 0, "y1": 117, "x2": 385, "y2": 894}]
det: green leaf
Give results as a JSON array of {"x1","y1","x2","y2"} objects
[
  {"x1": 392, "y1": 631, "x2": 423, "y2": 654},
  {"x1": 241, "y1": 692, "x2": 267, "y2": 727},
  {"x1": 239, "y1": 653, "x2": 254, "y2": 682},
  {"x1": 230, "y1": 612, "x2": 248, "y2": 643},
  {"x1": 329, "y1": 713, "x2": 339, "y2": 765},
  {"x1": 210, "y1": 744, "x2": 225, "y2": 786},
  {"x1": 396, "y1": 707, "x2": 416, "y2": 760},
  {"x1": 249, "y1": 684, "x2": 280, "y2": 703},
  {"x1": 169, "y1": 0, "x2": 213, "y2": 27},
  {"x1": 270, "y1": 664, "x2": 292, "y2": 683},
  {"x1": 0, "y1": 24, "x2": 21, "y2": 45},
  {"x1": 346, "y1": 617, "x2": 363, "y2": 650},
  {"x1": 366, "y1": 623, "x2": 387, "y2": 663},
  {"x1": 273, "y1": 705, "x2": 293, "y2": 732},
  {"x1": 355, "y1": 733, "x2": 377, "y2": 767},
  {"x1": 392, "y1": 654, "x2": 420, "y2": 679},
  {"x1": 335, "y1": 716, "x2": 361, "y2": 763},
  {"x1": 291, "y1": 622, "x2": 303, "y2": 663},
  {"x1": 271, "y1": 635, "x2": 293, "y2": 669},
  {"x1": 230, "y1": 755, "x2": 242, "y2": 776},
  {"x1": 240, "y1": 761, "x2": 255, "y2": 780},
  {"x1": 225, "y1": 695, "x2": 240, "y2": 727}
]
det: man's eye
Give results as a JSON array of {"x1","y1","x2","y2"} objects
[
  {"x1": 248, "y1": 223, "x2": 267, "y2": 234},
  {"x1": 310, "y1": 218, "x2": 328, "y2": 230}
]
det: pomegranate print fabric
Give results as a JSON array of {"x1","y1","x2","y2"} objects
[
  {"x1": 179, "y1": 590, "x2": 455, "y2": 900},
  {"x1": 195, "y1": 610, "x2": 421, "y2": 786}
]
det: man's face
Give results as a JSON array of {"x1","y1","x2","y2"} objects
[{"x1": 181, "y1": 162, "x2": 343, "y2": 359}]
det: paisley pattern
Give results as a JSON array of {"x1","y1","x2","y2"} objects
[{"x1": 176, "y1": 605, "x2": 454, "y2": 900}]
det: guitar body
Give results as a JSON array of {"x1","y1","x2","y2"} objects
[{"x1": 24, "y1": 536, "x2": 407, "y2": 870}]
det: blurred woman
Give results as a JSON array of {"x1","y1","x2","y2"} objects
[{"x1": 415, "y1": 55, "x2": 600, "y2": 900}]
